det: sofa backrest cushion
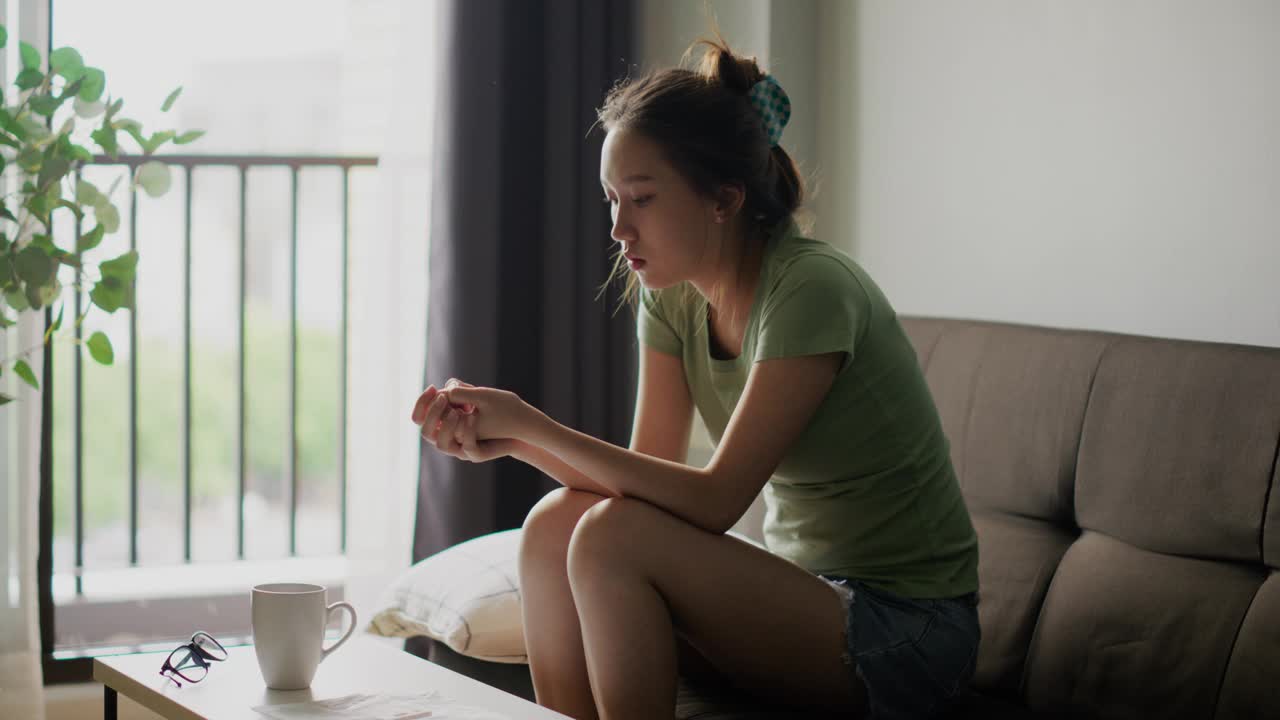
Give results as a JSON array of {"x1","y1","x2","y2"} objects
[
  {"x1": 900, "y1": 315, "x2": 1280, "y2": 719},
  {"x1": 1074, "y1": 337, "x2": 1280, "y2": 562}
]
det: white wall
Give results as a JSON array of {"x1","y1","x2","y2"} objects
[
  {"x1": 813, "y1": 0, "x2": 1280, "y2": 348},
  {"x1": 641, "y1": 1, "x2": 1280, "y2": 349}
]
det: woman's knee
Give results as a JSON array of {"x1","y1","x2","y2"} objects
[
  {"x1": 521, "y1": 488, "x2": 607, "y2": 563},
  {"x1": 566, "y1": 497, "x2": 652, "y2": 581}
]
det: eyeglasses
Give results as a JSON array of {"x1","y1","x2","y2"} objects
[{"x1": 159, "y1": 631, "x2": 228, "y2": 687}]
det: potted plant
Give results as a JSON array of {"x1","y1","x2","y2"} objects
[{"x1": 0, "y1": 24, "x2": 203, "y2": 404}]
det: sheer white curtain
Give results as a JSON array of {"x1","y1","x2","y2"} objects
[
  {"x1": 1, "y1": 312, "x2": 47, "y2": 719},
  {"x1": 1, "y1": 0, "x2": 50, "y2": 714},
  {"x1": 343, "y1": 0, "x2": 438, "y2": 628}
]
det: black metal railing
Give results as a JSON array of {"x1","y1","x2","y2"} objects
[{"x1": 59, "y1": 153, "x2": 378, "y2": 594}]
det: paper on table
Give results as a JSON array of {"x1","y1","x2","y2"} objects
[{"x1": 251, "y1": 691, "x2": 513, "y2": 720}]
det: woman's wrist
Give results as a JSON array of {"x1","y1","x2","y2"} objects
[
  {"x1": 506, "y1": 438, "x2": 535, "y2": 462},
  {"x1": 518, "y1": 402, "x2": 555, "y2": 448}
]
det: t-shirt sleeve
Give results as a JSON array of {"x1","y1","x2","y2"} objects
[
  {"x1": 637, "y1": 287, "x2": 683, "y2": 356},
  {"x1": 754, "y1": 256, "x2": 868, "y2": 372}
]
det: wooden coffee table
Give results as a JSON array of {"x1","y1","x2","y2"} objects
[{"x1": 93, "y1": 635, "x2": 569, "y2": 719}]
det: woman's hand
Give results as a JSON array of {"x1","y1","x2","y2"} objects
[
  {"x1": 411, "y1": 380, "x2": 521, "y2": 463},
  {"x1": 433, "y1": 382, "x2": 543, "y2": 444}
]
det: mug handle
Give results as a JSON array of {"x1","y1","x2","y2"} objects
[{"x1": 319, "y1": 601, "x2": 358, "y2": 662}]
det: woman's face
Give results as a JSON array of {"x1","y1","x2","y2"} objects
[{"x1": 599, "y1": 129, "x2": 719, "y2": 290}]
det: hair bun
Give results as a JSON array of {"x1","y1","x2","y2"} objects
[{"x1": 687, "y1": 35, "x2": 762, "y2": 95}]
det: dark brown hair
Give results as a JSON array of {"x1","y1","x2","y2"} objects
[{"x1": 596, "y1": 31, "x2": 806, "y2": 312}]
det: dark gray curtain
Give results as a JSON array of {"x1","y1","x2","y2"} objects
[{"x1": 413, "y1": 0, "x2": 639, "y2": 563}]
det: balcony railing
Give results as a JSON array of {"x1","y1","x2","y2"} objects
[{"x1": 38, "y1": 154, "x2": 378, "y2": 671}]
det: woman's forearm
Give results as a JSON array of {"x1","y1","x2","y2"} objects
[
  {"x1": 522, "y1": 414, "x2": 736, "y2": 532},
  {"x1": 510, "y1": 440, "x2": 619, "y2": 498}
]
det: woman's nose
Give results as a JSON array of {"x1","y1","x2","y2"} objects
[{"x1": 610, "y1": 209, "x2": 634, "y2": 245}]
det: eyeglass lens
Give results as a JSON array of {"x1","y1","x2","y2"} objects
[
  {"x1": 164, "y1": 646, "x2": 210, "y2": 683},
  {"x1": 192, "y1": 632, "x2": 228, "y2": 662}
]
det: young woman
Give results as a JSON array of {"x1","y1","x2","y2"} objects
[{"x1": 411, "y1": 37, "x2": 980, "y2": 720}]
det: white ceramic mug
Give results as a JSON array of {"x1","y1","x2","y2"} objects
[{"x1": 251, "y1": 583, "x2": 357, "y2": 690}]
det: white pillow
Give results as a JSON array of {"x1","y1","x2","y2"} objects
[
  {"x1": 366, "y1": 526, "x2": 766, "y2": 664},
  {"x1": 367, "y1": 528, "x2": 527, "y2": 664}
]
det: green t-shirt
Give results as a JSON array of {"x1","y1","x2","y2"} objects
[{"x1": 637, "y1": 219, "x2": 978, "y2": 599}]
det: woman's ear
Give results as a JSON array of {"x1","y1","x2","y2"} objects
[{"x1": 713, "y1": 183, "x2": 746, "y2": 223}]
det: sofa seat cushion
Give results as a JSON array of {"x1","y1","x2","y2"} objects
[{"x1": 1023, "y1": 531, "x2": 1265, "y2": 718}]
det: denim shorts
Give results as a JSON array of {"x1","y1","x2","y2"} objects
[{"x1": 819, "y1": 575, "x2": 980, "y2": 720}]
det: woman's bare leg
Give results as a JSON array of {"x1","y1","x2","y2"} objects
[
  {"x1": 519, "y1": 488, "x2": 609, "y2": 719},
  {"x1": 566, "y1": 497, "x2": 869, "y2": 720}
]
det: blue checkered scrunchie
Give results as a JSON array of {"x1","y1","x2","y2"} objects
[{"x1": 747, "y1": 74, "x2": 791, "y2": 147}]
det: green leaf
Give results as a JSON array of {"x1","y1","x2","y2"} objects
[
  {"x1": 16, "y1": 145, "x2": 41, "y2": 172},
  {"x1": 73, "y1": 97, "x2": 104, "y2": 118},
  {"x1": 18, "y1": 114, "x2": 49, "y2": 141},
  {"x1": 99, "y1": 249, "x2": 137, "y2": 280},
  {"x1": 25, "y1": 182, "x2": 61, "y2": 220},
  {"x1": 5, "y1": 288, "x2": 28, "y2": 311},
  {"x1": 95, "y1": 201, "x2": 120, "y2": 234},
  {"x1": 12, "y1": 358, "x2": 40, "y2": 389},
  {"x1": 19, "y1": 41, "x2": 39, "y2": 70},
  {"x1": 89, "y1": 252, "x2": 136, "y2": 313},
  {"x1": 37, "y1": 155, "x2": 71, "y2": 193},
  {"x1": 24, "y1": 282, "x2": 43, "y2": 311},
  {"x1": 0, "y1": 108, "x2": 26, "y2": 139},
  {"x1": 173, "y1": 129, "x2": 205, "y2": 145},
  {"x1": 51, "y1": 303, "x2": 64, "y2": 331},
  {"x1": 44, "y1": 307, "x2": 59, "y2": 342},
  {"x1": 49, "y1": 47, "x2": 84, "y2": 79},
  {"x1": 15, "y1": 68, "x2": 44, "y2": 90},
  {"x1": 0, "y1": 393, "x2": 12, "y2": 405},
  {"x1": 54, "y1": 199, "x2": 83, "y2": 221},
  {"x1": 90, "y1": 276, "x2": 128, "y2": 312},
  {"x1": 143, "y1": 130, "x2": 175, "y2": 154},
  {"x1": 161, "y1": 86, "x2": 182, "y2": 112},
  {"x1": 76, "y1": 179, "x2": 100, "y2": 205},
  {"x1": 90, "y1": 271, "x2": 131, "y2": 311},
  {"x1": 67, "y1": 143, "x2": 91, "y2": 162},
  {"x1": 59, "y1": 77, "x2": 84, "y2": 100},
  {"x1": 0, "y1": 25, "x2": 8, "y2": 49},
  {"x1": 13, "y1": 359, "x2": 39, "y2": 390},
  {"x1": 77, "y1": 67, "x2": 105, "y2": 102},
  {"x1": 36, "y1": 277, "x2": 59, "y2": 307},
  {"x1": 15, "y1": 245, "x2": 54, "y2": 285},
  {"x1": 0, "y1": 132, "x2": 17, "y2": 150},
  {"x1": 86, "y1": 331, "x2": 114, "y2": 365},
  {"x1": 77, "y1": 223, "x2": 105, "y2": 252},
  {"x1": 30, "y1": 234, "x2": 61, "y2": 257},
  {"x1": 135, "y1": 161, "x2": 171, "y2": 197},
  {"x1": 90, "y1": 125, "x2": 117, "y2": 156},
  {"x1": 106, "y1": 97, "x2": 123, "y2": 119},
  {"x1": 13, "y1": 359, "x2": 38, "y2": 390},
  {"x1": 0, "y1": 202, "x2": 14, "y2": 221},
  {"x1": 29, "y1": 93, "x2": 59, "y2": 116}
]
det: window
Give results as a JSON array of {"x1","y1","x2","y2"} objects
[{"x1": 35, "y1": 0, "x2": 434, "y2": 682}]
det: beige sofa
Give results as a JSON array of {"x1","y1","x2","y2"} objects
[{"x1": 406, "y1": 315, "x2": 1280, "y2": 719}]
